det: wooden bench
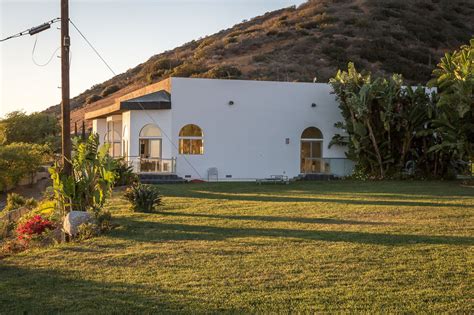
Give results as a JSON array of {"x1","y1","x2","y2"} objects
[{"x1": 256, "y1": 175, "x2": 289, "y2": 185}]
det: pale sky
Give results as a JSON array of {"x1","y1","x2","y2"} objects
[{"x1": 0, "y1": 0, "x2": 306, "y2": 118}]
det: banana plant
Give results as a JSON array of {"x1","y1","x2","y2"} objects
[
  {"x1": 330, "y1": 62, "x2": 441, "y2": 178},
  {"x1": 49, "y1": 134, "x2": 116, "y2": 217},
  {"x1": 429, "y1": 38, "x2": 473, "y2": 166}
]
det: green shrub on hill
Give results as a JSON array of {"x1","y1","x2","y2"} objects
[{"x1": 101, "y1": 85, "x2": 120, "y2": 97}]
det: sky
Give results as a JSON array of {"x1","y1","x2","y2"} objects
[{"x1": 0, "y1": 0, "x2": 307, "y2": 118}]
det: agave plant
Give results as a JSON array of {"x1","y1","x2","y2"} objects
[{"x1": 123, "y1": 183, "x2": 162, "y2": 213}]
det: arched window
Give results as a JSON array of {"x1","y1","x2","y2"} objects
[
  {"x1": 140, "y1": 124, "x2": 161, "y2": 138},
  {"x1": 179, "y1": 124, "x2": 203, "y2": 155},
  {"x1": 301, "y1": 127, "x2": 323, "y2": 139},
  {"x1": 139, "y1": 124, "x2": 162, "y2": 160},
  {"x1": 300, "y1": 127, "x2": 324, "y2": 174}
]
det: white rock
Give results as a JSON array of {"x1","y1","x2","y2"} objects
[{"x1": 63, "y1": 211, "x2": 93, "y2": 236}]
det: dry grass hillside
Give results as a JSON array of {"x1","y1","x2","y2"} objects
[{"x1": 42, "y1": 0, "x2": 474, "y2": 129}]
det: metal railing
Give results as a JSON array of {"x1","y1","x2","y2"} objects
[
  {"x1": 124, "y1": 156, "x2": 177, "y2": 174},
  {"x1": 301, "y1": 158, "x2": 355, "y2": 177}
]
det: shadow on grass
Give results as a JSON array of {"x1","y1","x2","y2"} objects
[
  {"x1": 163, "y1": 190, "x2": 473, "y2": 209},
  {"x1": 0, "y1": 264, "x2": 183, "y2": 313},
  {"x1": 111, "y1": 218, "x2": 474, "y2": 246},
  {"x1": 163, "y1": 212, "x2": 387, "y2": 226}
]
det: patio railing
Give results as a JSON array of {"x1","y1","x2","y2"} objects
[
  {"x1": 124, "y1": 157, "x2": 177, "y2": 174},
  {"x1": 302, "y1": 158, "x2": 355, "y2": 177}
]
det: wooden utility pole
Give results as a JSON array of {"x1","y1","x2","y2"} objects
[{"x1": 61, "y1": 0, "x2": 72, "y2": 175}]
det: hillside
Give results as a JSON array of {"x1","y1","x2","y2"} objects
[{"x1": 42, "y1": 0, "x2": 474, "y2": 128}]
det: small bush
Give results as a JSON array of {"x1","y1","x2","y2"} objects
[
  {"x1": 225, "y1": 36, "x2": 238, "y2": 44},
  {"x1": 16, "y1": 215, "x2": 55, "y2": 242},
  {"x1": 23, "y1": 199, "x2": 57, "y2": 223},
  {"x1": 252, "y1": 54, "x2": 267, "y2": 63},
  {"x1": 3, "y1": 193, "x2": 37, "y2": 213},
  {"x1": 76, "y1": 222, "x2": 99, "y2": 241},
  {"x1": 112, "y1": 158, "x2": 137, "y2": 187},
  {"x1": 171, "y1": 62, "x2": 209, "y2": 77},
  {"x1": 203, "y1": 65, "x2": 242, "y2": 79},
  {"x1": 96, "y1": 210, "x2": 113, "y2": 232},
  {"x1": 0, "y1": 220, "x2": 8, "y2": 239},
  {"x1": 86, "y1": 94, "x2": 102, "y2": 104},
  {"x1": 266, "y1": 29, "x2": 279, "y2": 36},
  {"x1": 124, "y1": 183, "x2": 162, "y2": 213},
  {"x1": 296, "y1": 20, "x2": 319, "y2": 30},
  {"x1": 101, "y1": 85, "x2": 120, "y2": 97},
  {"x1": 1, "y1": 238, "x2": 27, "y2": 254}
]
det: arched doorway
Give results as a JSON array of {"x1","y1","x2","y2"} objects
[
  {"x1": 300, "y1": 127, "x2": 323, "y2": 174},
  {"x1": 139, "y1": 124, "x2": 162, "y2": 172}
]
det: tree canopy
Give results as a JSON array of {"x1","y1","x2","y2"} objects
[
  {"x1": 0, "y1": 111, "x2": 60, "y2": 152},
  {"x1": 429, "y1": 38, "x2": 474, "y2": 163}
]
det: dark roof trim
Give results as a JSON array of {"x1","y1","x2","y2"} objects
[
  {"x1": 120, "y1": 101, "x2": 171, "y2": 110},
  {"x1": 120, "y1": 90, "x2": 171, "y2": 110},
  {"x1": 85, "y1": 90, "x2": 172, "y2": 120}
]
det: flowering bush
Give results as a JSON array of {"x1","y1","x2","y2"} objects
[{"x1": 16, "y1": 215, "x2": 55, "y2": 241}]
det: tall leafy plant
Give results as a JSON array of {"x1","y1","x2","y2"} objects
[
  {"x1": 330, "y1": 63, "x2": 440, "y2": 178},
  {"x1": 429, "y1": 38, "x2": 473, "y2": 168},
  {"x1": 49, "y1": 134, "x2": 116, "y2": 216}
]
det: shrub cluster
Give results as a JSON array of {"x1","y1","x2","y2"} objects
[
  {"x1": 203, "y1": 65, "x2": 242, "y2": 79},
  {"x1": 3, "y1": 193, "x2": 38, "y2": 213},
  {"x1": 124, "y1": 183, "x2": 162, "y2": 213},
  {"x1": 16, "y1": 215, "x2": 55, "y2": 242},
  {"x1": 86, "y1": 94, "x2": 102, "y2": 104},
  {"x1": 101, "y1": 85, "x2": 120, "y2": 97},
  {"x1": 0, "y1": 143, "x2": 48, "y2": 192}
]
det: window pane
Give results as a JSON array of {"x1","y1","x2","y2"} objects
[
  {"x1": 149, "y1": 140, "x2": 161, "y2": 158},
  {"x1": 140, "y1": 124, "x2": 161, "y2": 137},
  {"x1": 179, "y1": 124, "x2": 203, "y2": 137},
  {"x1": 191, "y1": 139, "x2": 203, "y2": 154},
  {"x1": 311, "y1": 141, "x2": 322, "y2": 158},
  {"x1": 113, "y1": 143, "x2": 121, "y2": 157},
  {"x1": 301, "y1": 127, "x2": 323, "y2": 139},
  {"x1": 179, "y1": 139, "x2": 192, "y2": 154}
]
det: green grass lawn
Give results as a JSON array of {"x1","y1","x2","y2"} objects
[{"x1": 1, "y1": 181, "x2": 473, "y2": 313}]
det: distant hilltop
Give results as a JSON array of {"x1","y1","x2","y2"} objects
[{"x1": 41, "y1": 0, "x2": 474, "y2": 130}]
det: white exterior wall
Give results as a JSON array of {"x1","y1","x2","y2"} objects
[
  {"x1": 169, "y1": 78, "x2": 347, "y2": 180},
  {"x1": 92, "y1": 118, "x2": 107, "y2": 146},
  {"x1": 122, "y1": 111, "x2": 131, "y2": 158}
]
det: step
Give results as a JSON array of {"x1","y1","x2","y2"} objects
[
  {"x1": 140, "y1": 179, "x2": 186, "y2": 185},
  {"x1": 138, "y1": 174, "x2": 181, "y2": 180},
  {"x1": 294, "y1": 174, "x2": 337, "y2": 181},
  {"x1": 138, "y1": 173, "x2": 186, "y2": 184}
]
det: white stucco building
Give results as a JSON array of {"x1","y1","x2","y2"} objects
[{"x1": 85, "y1": 77, "x2": 354, "y2": 181}]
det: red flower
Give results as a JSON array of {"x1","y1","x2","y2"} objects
[{"x1": 16, "y1": 215, "x2": 55, "y2": 241}]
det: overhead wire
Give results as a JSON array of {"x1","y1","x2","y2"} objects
[
  {"x1": 68, "y1": 19, "x2": 116, "y2": 76},
  {"x1": 69, "y1": 19, "x2": 203, "y2": 179},
  {"x1": 31, "y1": 35, "x2": 60, "y2": 67},
  {"x1": 0, "y1": 18, "x2": 60, "y2": 42}
]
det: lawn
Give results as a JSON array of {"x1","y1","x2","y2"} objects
[{"x1": 0, "y1": 181, "x2": 473, "y2": 313}]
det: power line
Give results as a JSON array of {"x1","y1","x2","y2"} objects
[
  {"x1": 68, "y1": 18, "x2": 117, "y2": 76},
  {"x1": 31, "y1": 35, "x2": 60, "y2": 67},
  {"x1": 68, "y1": 19, "x2": 202, "y2": 179},
  {"x1": 0, "y1": 18, "x2": 60, "y2": 42}
]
